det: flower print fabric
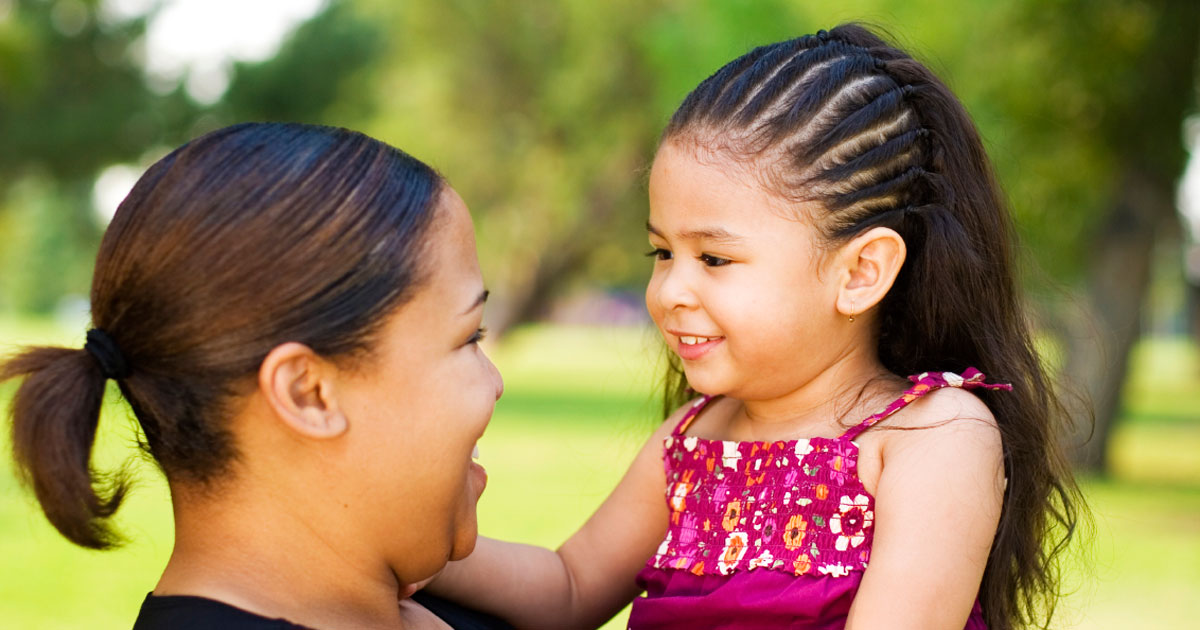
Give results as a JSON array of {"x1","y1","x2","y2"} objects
[
  {"x1": 628, "y1": 369, "x2": 1010, "y2": 630},
  {"x1": 651, "y1": 430, "x2": 873, "y2": 578}
]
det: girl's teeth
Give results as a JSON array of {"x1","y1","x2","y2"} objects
[
  {"x1": 472, "y1": 444, "x2": 480, "y2": 460},
  {"x1": 680, "y1": 336, "x2": 712, "y2": 345}
]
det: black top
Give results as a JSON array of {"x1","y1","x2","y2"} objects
[
  {"x1": 132, "y1": 594, "x2": 311, "y2": 629},
  {"x1": 132, "y1": 592, "x2": 513, "y2": 630}
]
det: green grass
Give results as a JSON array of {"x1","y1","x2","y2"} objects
[{"x1": 1, "y1": 318, "x2": 1198, "y2": 629}]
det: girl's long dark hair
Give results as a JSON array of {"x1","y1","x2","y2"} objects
[
  {"x1": 3, "y1": 122, "x2": 443, "y2": 549},
  {"x1": 658, "y1": 24, "x2": 1084, "y2": 630}
]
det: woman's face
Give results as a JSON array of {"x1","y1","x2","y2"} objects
[{"x1": 336, "y1": 186, "x2": 503, "y2": 579}]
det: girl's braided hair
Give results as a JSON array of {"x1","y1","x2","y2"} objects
[{"x1": 658, "y1": 23, "x2": 1084, "y2": 630}]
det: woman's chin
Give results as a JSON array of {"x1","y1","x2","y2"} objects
[{"x1": 448, "y1": 522, "x2": 479, "y2": 561}]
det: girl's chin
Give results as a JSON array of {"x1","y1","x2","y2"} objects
[{"x1": 680, "y1": 371, "x2": 727, "y2": 397}]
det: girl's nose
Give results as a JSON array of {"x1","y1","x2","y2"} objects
[{"x1": 652, "y1": 264, "x2": 698, "y2": 311}]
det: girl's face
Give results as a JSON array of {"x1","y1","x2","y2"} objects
[
  {"x1": 646, "y1": 141, "x2": 852, "y2": 402},
  {"x1": 336, "y1": 187, "x2": 503, "y2": 580}
]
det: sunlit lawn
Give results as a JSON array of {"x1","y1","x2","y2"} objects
[{"x1": 1, "y1": 319, "x2": 1197, "y2": 629}]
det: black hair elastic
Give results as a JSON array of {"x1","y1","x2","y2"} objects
[{"x1": 85, "y1": 329, "x2": 130, "y2": 380}]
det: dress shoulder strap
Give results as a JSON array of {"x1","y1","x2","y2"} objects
[
  {"x1": 840, "y1": 368, "x2": 1013, "y2": 441},
  {"x1": 672, "y1": 395, "x2": 715, "y2": 436}
]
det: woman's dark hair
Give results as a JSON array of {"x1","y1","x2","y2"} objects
[
  {"x1": 2, "y1": 122, "x2": 443, "y2": 550},
  {"x1": 657, "y1": 24, "x2": 1084, "y2": 630}
]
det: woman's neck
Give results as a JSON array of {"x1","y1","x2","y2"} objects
[{"x1": 155, "y1": 482, "x2": 408, "y2": 629}]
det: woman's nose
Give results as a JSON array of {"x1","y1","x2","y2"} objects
[{"x1": 489, "y1": 357, "x2": 504, "y2": 401}]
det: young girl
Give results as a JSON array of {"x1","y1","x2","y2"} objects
[{"x1": 427, "y1": 23, "x2": 1081, "y2": 630}]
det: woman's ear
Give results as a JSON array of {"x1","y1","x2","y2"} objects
[
  {"x1": 258, "y1": 342, "x2": 348, "y2": 439},
  {"x1": 834, "y1": 227, "x2": 907, "y2": 320}
]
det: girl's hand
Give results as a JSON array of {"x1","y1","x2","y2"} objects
[
  {"x1": 421, "y1": 404, "x2": 692, "y2": 629},
  {"x1": 399, "y1": 572, "x2": 440, "y2": 600}
]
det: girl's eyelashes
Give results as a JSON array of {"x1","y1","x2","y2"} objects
[
  {"x1": 646, "y1": 248, "x2": 731, "y2": 266},
  {"x1": 700, "y1": 253, "x2": 732, "y2": 267},
  {"x1": 467, "y1": 327, "x2": 488, "y2": 345}
]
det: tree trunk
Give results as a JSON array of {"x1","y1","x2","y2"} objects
[
  {"x1": 485, "y1": 155, "x2": 644, "y2": 337},
  {"x1": 1065, "y1": 168, "x2": 1175, "y2": 472}
]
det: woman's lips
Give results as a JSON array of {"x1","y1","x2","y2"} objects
[
  {"x1": 469, "y1": 443, "x2": 487, "y2": 499},
  {"x1": 469, "y1": 460, "x2": 488, "y2": 499},
  {"x1": 676, "y1": 335, "x2": 723, "y2": 361}
]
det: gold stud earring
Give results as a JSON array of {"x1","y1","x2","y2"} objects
[{"x1": 848, "y1": 300, "x2": 856, "y2": 323}]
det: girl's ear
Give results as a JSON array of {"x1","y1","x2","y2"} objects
[
  {"x1": 834, "y1": 226, "x2": 907, "y2": 320},
  {"x1": 258, "y1": 342, "x2": 348, "y2": 439}
]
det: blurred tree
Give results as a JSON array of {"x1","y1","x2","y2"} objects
[
  {"x1": 219, "y1": 0, "x2": 384, "y2": 127},
  {"x1": 0, "y1": 0, "x2": 383, "y2": 313},
  {"x1": 0, "y1": 0, "x2": 197, "y2": 312},
  {"x1": 988, "y1": 0, "x2": 1200, "y2": 472},
  {"x1": 355, "y1": 0, "x2": 672, "y2": 332}
]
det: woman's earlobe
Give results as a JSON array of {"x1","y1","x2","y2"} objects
[{"x1": 259, "y1": 342, "x2": 349, "y2": 439}]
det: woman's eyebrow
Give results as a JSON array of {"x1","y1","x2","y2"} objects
[
  {"x1": 461, "y1": 289, "x2": 489, "y2": 315},
  {"x1": 646, "y1": 221, "x2": 744, "y2": 244}
]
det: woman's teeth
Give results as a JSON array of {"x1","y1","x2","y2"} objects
[
  {"x1": 472, "y1": 444, "x2": 480, "y2": 460},
  {"x1": 680, "y1": 336, "x2": 715, "y2": 345}
]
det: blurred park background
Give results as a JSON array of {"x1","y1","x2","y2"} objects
[{"x1": 1, "y1": 0, "x2": 1198, "y2": 627}]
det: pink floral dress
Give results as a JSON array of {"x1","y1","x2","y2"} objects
[{"x1": 628, "y1": 369, "x2": 1010, "y2": 629}]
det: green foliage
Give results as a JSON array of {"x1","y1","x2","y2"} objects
[
  {"x1": 0, "y1": 176, "x2": 96, "y2": 312},
  {"x1": 974, "y1": 0, "x2": 1200, "y2": 282},
  {"x1": 0, "y1": 0, "x2": 198, "y2": 313},
  {"x1": 355, "y1": 0, "x2": 666, "y2": 311},
  {"x1": 220, "y1": 0, "x2": 385, "y2": 125},
  {"x1": 0, "y1": 0, "x2": 197, "y2": 182},
  {"x1": 0, "y1": 0, "x2": 382, "y2": 314}
]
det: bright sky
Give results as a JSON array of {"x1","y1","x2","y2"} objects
[
  {"x1": 1179, "y1": 117, "x2": 1200, "y2": 283},
  {"x1": 103, "y1": 0, "x2": 327, "y2": 103},
  {"x1": 92, "y1": 0, "x2": 326, "y2": 221}
]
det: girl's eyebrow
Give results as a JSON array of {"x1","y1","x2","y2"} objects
[{"x1": 646, "y1": 221, "x2": 744, "y2": 244}]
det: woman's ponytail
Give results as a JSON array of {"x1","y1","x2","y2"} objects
[{"x1": 3, "y1": 345, "x2": 129, "y2": 549}]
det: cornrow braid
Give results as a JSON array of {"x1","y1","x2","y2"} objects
[
  {"x1": 659, "y1": 23, "x2": 1085, "y2": 630},
  {"x1": 667, "y1": 35, "x2": 931, "y2": 232}
]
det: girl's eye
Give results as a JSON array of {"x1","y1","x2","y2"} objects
[
  {"x1": 700, "y1": 253, "x2": 731, "y2": 267},
  {"x1": 646, "y1": 248, "x2": 672, "y2": 261},
  {"x1": 467, "y1": 327, "x2": 488, "y2": 345}
]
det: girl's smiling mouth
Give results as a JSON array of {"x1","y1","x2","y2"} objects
[{"x1": 674, "y1": 333, "x2": 724, "y2": 360}]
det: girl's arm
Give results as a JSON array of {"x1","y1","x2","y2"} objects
[
  {"x1": 426, "y1": 408, "x2": 685, "y2": 629},
  {"x1": 847, "y1": 388, "x2": 1005, "y2": 630}
]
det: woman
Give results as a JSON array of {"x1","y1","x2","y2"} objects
[{"x1": 3, "y1": 123, "x2": 508, "y2": 629}]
